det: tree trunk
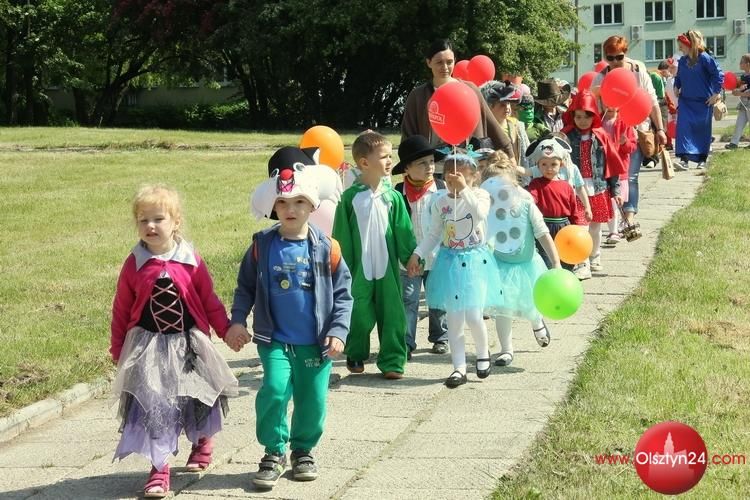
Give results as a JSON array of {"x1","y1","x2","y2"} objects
[
  {"x1": 91, "y1": 83, "x2": 126, "y2": 127},
  {"x1": 22, "y1": 64, "x2": 34, "y2": 125},
  {"x1": 3, "y1": 28, "x2": 18, "y2": 125},
  {"x1": 72, "y1": 88, "x2": 91, "y2": 125}
]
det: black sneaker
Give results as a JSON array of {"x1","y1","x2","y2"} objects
[
  {"x1": 291, "y1": 450, "x2": 318, "y2": 481},
  {"x1": 725, "y1": 142, "x2": 738, "y2": 150},
  {"x1": 431, "y1": 341, "x2": 449, "y2": 354},
  {"x1": 252, "y1": 453, "x2": 286, "y2": 489}
]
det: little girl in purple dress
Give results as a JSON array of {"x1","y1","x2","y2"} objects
[{"x1": 110, "y1": 184, "x2": 238, "y2": 498}]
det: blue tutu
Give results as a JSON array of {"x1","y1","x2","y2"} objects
[
  {"x1": 426, "y1": 245, "x2": 503, "y2": 313},
  {"x1": 493, "y1": 252, "x2": 547, "y2": 321}
]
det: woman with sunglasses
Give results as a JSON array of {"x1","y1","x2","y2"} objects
[
  {"x1": 591, "y1": 36, "x2": 665, "y2": 232},
  {"x1": 673, "y1": 30, "x2": 724, "y2": 171}
]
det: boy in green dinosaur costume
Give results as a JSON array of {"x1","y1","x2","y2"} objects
[{"x1": 332, "y1": 131, "x2": 416, "y2": 379}]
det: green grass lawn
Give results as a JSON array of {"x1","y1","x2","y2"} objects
[
  {"x1": 492, "y1": 152, "x2": 750, "y2": 497},
  {"x1": 0, "y1": 126, "x2": 402, "y2": 416},
  {"x1": 0, "y1": 127, "x2": 400, "y2": 150}
]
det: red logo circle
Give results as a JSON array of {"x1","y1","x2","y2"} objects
[{"x1": 634, "y1": 421, "x2": 707, "y2": 495}]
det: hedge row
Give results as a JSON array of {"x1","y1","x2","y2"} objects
[{"x1": 113, "y1": 101, "x2": 251, "y2": 129}]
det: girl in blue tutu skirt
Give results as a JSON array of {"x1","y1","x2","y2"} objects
[
  {"x1": 407, "y1": 154, "x2": 503, "y2": 388},
  {"x1": 480, "y1": 152, "x2": 562, "y2": 367}
]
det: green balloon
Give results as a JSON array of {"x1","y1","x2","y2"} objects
[{"x1": 533, "y1": 269, "x2": 584, "y2": 320}]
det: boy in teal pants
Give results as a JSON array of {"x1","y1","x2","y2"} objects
[
  {"x1": 332, "y1": 131, "x2": 417, "y2": 379},
  {"x1": 225, "y1": 146, "x2": 353, "y2": 490}
]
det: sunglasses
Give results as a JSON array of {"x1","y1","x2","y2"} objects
[{"x1": 606, "y1": 54, "x2": 626, "y2": 62}]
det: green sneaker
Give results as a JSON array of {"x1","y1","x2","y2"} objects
[
  {"x1": 291, "y1": 450, "x2": 318, "y2": 481},
  {"x1": 252, "y1": 453, "x2": 286, "y2": 489}
]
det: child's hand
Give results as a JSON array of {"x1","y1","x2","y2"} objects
[
  {"x1": 613, "y1": 195, "x2": 624, "y2": 207},
  {"x1": 584, "y1": 207, "x2": 593, "y2": 222},
  {"x1": 324, "y1": 336, "x2": 345, "y2": 358},
  {"x1": 619, "y1": 133, "x2": 627, "y2": 145},
  {"x1": 225, "y1": 324, "x2": 251, "y2": 352},
  {"x1": 406, "y1": 253, "x2": 422, "y2": 277},
  {"x1": 445, "y1": 171, "x2": 467, "y2": 194}
]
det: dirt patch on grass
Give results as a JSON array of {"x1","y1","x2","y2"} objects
[
  {"x1": 0, "y1": 363, "x2": 49, "y2": 403},
  {"x1": 688, "y1": 319, "x2": 750, "y2": 352}
]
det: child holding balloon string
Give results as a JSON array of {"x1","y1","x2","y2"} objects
[
  {"x1": 524, "y1": 132, "x2": 592, "y2": 228},
  {"x1": 526, "y1": 136, "x2": 582, "y2": 271},
  {"x1": 480, "y1": 151, "x2": 561, "y2": 366},
  {"x1": 561, "y1": 90, "x2": 626, "y2": 274},
  {"x1": 600, "y1": 107, "x2": 636, "y2": 244},
  {"x1": 406, "y1": 153, "x2": 502, "y2": 388}
]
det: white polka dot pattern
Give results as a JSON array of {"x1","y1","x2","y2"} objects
[{"x1": 483, "y1": 177, "x2": 529, "y2": 256}]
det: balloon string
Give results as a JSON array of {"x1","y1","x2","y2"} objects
[{"x1": 453, "y1": 144, "x2": 457, "y2": 221}]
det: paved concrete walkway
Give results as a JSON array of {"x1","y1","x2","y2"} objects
[{"x1": 0, "y1": 146, "x2": 713, "y2": 499}]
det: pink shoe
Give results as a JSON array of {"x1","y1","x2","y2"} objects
[
  {"x1": 144, "y1": 464, "x2": 170, "y2": 498},
  {"x1": 186, "y1": 437, "x2": 214, "y2": 472}
]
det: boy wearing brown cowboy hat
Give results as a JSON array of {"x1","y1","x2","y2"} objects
[
  {"x1": 393, "y1": 135, "x2": 449, "y2": 359},
  {"x1": 532, "y1": 79, "x2": 571, "y2": 137}
]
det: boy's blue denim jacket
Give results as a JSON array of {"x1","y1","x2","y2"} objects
[{"x1": 230, "y1": 224, "x2": 353, "y2": 356}]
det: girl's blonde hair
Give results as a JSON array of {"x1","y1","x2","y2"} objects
[
  {"x1": 132, "y1": 184, "x2": 184, "y2": 242},
  {"x1": 480, "y1": 150, "x2": 519, "y2": 185},
  {"x1": 683, "y1": 30, "x2": 706, "y2": 65},
  {"x1": 741, "y1": 53, "x2": 750, "y2": 66}
]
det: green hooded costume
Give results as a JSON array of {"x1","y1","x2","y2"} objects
[{"x1": 332, "y1": 179, "x2": 416, "y2": 374}]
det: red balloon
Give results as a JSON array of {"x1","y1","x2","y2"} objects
[
  {"x1": 453, "y1": 60, "x2": 470, "y2": 80},
  {"x1": 600, "y1": 67, "x2": 637, "y2": 108},
  {"x1": 723, "y1": 72, "x2": 738, "y2": 91},
  {"x1": 467, "y1": 55, "x2": 495, "y2": 87},
  {"x1": 618, "y1": 88, "x2": 652, "y2": 126},
  {"x1": 594, "y1": 60, "x2": 608, "y2": 72},
  {"x1": 667, "y1": 119, "x2": 677, "y2": 139},
  {"x1": 428, "y1": 81, "x2": 481, "y2": 145},
  {"x1": 577, "y1": 71, "x2": 598, "y2": 91}
]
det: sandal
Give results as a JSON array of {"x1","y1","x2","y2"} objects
[
  {"x1": 533, "y1": 321, "x2": 551, "y2": 348},
  {"x1": 476, "y1": 356, "x2": 491, "y2": 379},
  {"x1": 186, "y1": 436, "x2": 213, "y2": 472},
  {"x1": 445, "y1": 370, "x2": 467, "y2": 388},
  {"x1": 144, "y1": 464, "x2": 170, "y2": 498},
  {"x1": 494, "y1": 352, "x2": 514, "y2": 366}
]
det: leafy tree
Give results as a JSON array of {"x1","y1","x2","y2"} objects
[
  {"x1": 0, "y1": 0, "x2": 72, "y2": 125},
  {"x1": 204, "y1": 0, "x2": 576, "y2": 128},
  {"x1": 66, "y1": 0, "x2": 219, "y2": 125}
]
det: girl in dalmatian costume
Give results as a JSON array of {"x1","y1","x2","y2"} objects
[
  {"x1": 407, "y1": 153, "x2": 503, "y2": 388},
  {"x1": 480, "y1": 152, "x2": 562, "y2": 367}
]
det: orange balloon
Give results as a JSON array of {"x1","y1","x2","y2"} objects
[
  {"x1": 554, "y1": 225, "x2": 593, "y2": 265},
  {"x1": 299, "y1": 125, "x2": 344, "y2": 170}
]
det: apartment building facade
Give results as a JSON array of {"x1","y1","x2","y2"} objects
[{"x1": 552, "y1": 0, "x2": 749, "y2": 83}]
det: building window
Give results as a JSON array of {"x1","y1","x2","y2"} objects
[
  {"x1": 593, "y1": 4, "x2": 623, "y2": 25},
  {"x1": 705, "y1": 35, "x2": 726, "y2": 57},
  {"x1": 696, "y1": 0, "x2": 725, "y2": 19},
  {"x1": 594, "y1": 43, "x2": 603, "y2": 65},
  {"x1": 645, "y1": 1, "x2": 674, "y2": 22},
  {"x1": 645, "y1": 40, "x2": 675, "y2": 62}
]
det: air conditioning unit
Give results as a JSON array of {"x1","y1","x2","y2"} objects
[
  {"x1": 631, "y1": 25, "x2": 644, "y2": 41},
  {"x1": 734, "y1": 19, "x2": 747, "y2": 35}
]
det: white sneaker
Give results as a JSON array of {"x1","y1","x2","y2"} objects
[
  {"x1": 573, "y1": 262, "x2": 592, "y2": 280},
  {"x1": 673, "y1": 159, "x2": 689, "y2": 171},
  {"x1": 696, "y1": 161, "x2": 706, "y2": 170},
  {"x1": 589, "y1": 254, "x2": 603, "y2": 272}
]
